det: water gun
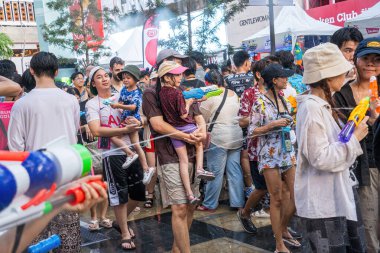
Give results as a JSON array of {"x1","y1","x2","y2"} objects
[
  {"x1": 28, "y1": 234, "x2": 61, "y2": 253},
  {"x1": 287, "y1": 96, "x2": 297, "y2": 114},
  {"x1": 0, "y1": 137, "x2": 95, "y2": 230},
  {"x1": 183, "y1": 85, "x2": 223, "y2": 100},
  {"x1": 338, "y1": 97, "x2": 370, "y2": 143},
  {"x1": 102, "y1": 96, "x2": 117, "y2": 106},
  {"x1": 294, "y1": 42, "x2": 303, "y2": 66},
  {"x1": 369, "y1": 76, "x2": 380, "y2": 113},
  {"x1": 80, "y1": 111, "x2": 85, "y2": 117}
]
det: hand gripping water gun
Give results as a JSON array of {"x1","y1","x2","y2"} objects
[
  {"x1": 287, "y1": 96, "x2": 297, "y2": 114},
  {"x1": 102, "y1": 96, "x2": 117, "y2": 106},
  {"x1": 369, "y1": 76, "x2": 380, "y2": 113},
  {"x1": 0, "y1": 137, "x2": 105, "y2": 231},
  {"x1": 183, "y1": 85, "x2": 223, "y2": 100},
  {"x1": 338, "y1": 97, "x2": 370, "y2": 143}
]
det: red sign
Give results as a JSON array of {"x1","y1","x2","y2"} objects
[
  {"x1": 0, "y1": 102, "x2": 14, "y2": 150},
  {"x1": 69, "y1": 0, "x2": 105, "y2": 50},
  {"x1": 305, "y1": 0, "x2": 379, "y2": 27}
]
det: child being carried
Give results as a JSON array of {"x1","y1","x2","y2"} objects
[
  {"x1": 109, "y1": 65, "x2": 155, "y2": 185},
  {"x1": 157, "y1": 61, "x2": 215, "y2": 205}
]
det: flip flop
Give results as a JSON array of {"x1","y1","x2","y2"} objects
[
  {"x1": 88, "y1": 220, "x2": 100, "y2": 231},
  {"x1": 283, "y1": 237, "x2": 301, "y2": 248},
  {"x1": 99, "y1": 218, "x2": 113, "y2": 228},
  {"x1": 121, "y1": 239, "x2": 136, "y2": 251}
]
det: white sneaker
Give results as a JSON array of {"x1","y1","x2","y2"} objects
[
  {"x1": 142, "y1": 167, "x2": 155, "y2": 185},
  {"x1": 252, "y1": 209, "x2": 270, "y2": 218},
  {"x1": 122, "y1": 153, "x2": 139, "y2": 169}
]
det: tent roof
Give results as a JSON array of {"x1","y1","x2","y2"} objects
[
  {"x1": 345, "y1": 2, "x2": 380, "y2": 23},
  {"x1": 243, "y1": 4, "x2": 340, "y2": 42},
  {"x1": 100, "y1": 27, "x2": 143, "y2": 65}
]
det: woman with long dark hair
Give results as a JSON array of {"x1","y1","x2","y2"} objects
[
  {"x1": 249, "y1": 63, "x2": 297, "y2": 253},
  {"x1": 296, "y1": 43, "x2": 368, "y2": 252}
]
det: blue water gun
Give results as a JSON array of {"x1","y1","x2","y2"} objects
[
  {"x1": 183, "y1": 85, "x2": 223, "y2": 100},
  {"x1": 28, "y1": 234, "x2": 61, "y2": 253}
]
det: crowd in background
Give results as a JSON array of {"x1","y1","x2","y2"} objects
[{"x1": 1, "y1": 27, "x2": 380, "y2": 253}]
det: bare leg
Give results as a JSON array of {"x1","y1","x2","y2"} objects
[
  {"x1": 171, "y1": 204, "x2": 191, "y2": 253},
  {"x1": 129, "y1": 131, "x2": 149, "y2": 171},
  {"x1": 241, "y1": 150, "x2": 253, "y2": 187},
  {"x1": 175, "y1": 146, "x2": 193, "y2": 197},
  {"x1": 111, "y1": 136, "x2": 134, "y2": 157},
  {"x1": 114, "y1": 204, "x2": 135, "y2": 249},
  {"x1": 99, "y1": 199, "x2": 109, "y2": 220},
  {"x1": 241, "y1": 189, "x2": 267, "y2": 218},
  {"x1": 194, "y1": 141, "x2": 203, "y2": 171},
  {"x1": 280, "y1": 167, "x2": 296, "y2": 238},
  {"x1": 145, "y1": 152, "x2": 157, "y2": 199},
  {"x1": 90, "y1": 205, "x2": 97, "y2": 221},
  {"x1": 263, "y1": 168, "x2": 289, "y2": 253}
]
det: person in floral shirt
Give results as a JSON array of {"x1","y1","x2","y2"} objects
[{"x1": 249, "y1": 63, "x2": 298, "y2": 253}]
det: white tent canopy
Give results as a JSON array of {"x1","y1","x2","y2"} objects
[
  {"x1": 345, "y1": 2, "x2": 380, "y2": 38},
  {"x1": 242, "y1": 4, "x2": 340, "y2": 52},
  {"x1": 100, "y1": 26, "x2": 144, "y2": 66}
]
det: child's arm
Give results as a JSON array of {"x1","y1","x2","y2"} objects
[
  {"x1": 180, "y1": 98, "x2": 194, "y2": 119},
  {"x1": 111, "y1": 102, "x2": 137, "y2": 111}
]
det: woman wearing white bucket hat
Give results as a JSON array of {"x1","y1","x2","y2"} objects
[{"x1": 295, "y1": 43, "x2": 369, "y2": 252}]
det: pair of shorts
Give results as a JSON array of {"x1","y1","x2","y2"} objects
[
  {"x1": 250, "y1": 161, "x2": 267, "y2": 190},
  {"x1": 102, "y1": 155, "x2": 145, "y2": 207},
  {"x1": 170, "y1": 123, "x2": 197, "y2": 148},
  {"x1": 157, "y1": 162, "x2": 201, "y2": 208},
  {"x1": 259, "y1": 164, "x2": 292, "y2": 175}
]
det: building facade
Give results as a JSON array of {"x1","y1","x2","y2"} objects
[{"x1": 0, "y1": 0, "x2": 39, "y2": 72}]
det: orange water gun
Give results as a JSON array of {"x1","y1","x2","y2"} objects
[{"x1": 369, "y1": 76, "x2": 380, "y2": 113}]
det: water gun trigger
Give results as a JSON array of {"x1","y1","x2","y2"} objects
[{"x1": 21, "y1": 183, "x2": 57, "y2": 210}]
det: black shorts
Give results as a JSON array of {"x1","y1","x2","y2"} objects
[
  {"x1": 102, "y1": 155, "x2": 145, "y2": 206},
  {"x1": 250, "y1": 161, "x2": 267, "y2": 190}
]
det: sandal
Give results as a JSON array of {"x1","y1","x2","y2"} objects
[
  {"x1": 88, "y1": 220, "x2": 100, "y2": 231},
  {"x1": 196, "y1": 170, "x2": 215, "y2": 181},
  {"x1": 196, "y1": 205, "x2": 216, "y2": 212},
  {"x1": 128, "y1": 227, "x2": 136, "y2": 239},
  {"x1": 120, "y1": 239, "x2": 136, "y2": 251},
  {"x1": 188, "y1": 195, "x2": 201, "y2": 205},
  {"x1": 99, "y1": 218, "x2": 113, "y2": 228},
  {"x1": 283, "y1": 237, "x2": 301, "y2": 248},
  {"x1": 144, "y1": 192, "x2": 154, "y2": 208}
]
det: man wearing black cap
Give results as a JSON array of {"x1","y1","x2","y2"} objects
[{"x1": 334, "y1": 36, "x2": 380, "y2": 252}]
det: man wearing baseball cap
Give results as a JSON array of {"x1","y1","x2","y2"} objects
[
  {"x1": 156, "y1": 48, "x2": 188, "y2": 66},
  {"x1": 334, "y1": 36, "x2": 380, "y2": 252},
  {"x1": 143, "y1": 50, "x2": 205, "y2": 253}
]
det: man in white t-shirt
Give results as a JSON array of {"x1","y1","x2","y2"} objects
[{"x1": 7, "y1": 52, "x2": 81, "y2": 252}]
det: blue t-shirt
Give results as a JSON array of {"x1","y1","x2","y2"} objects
[{"x1": 119, "y1": 87, "x2": 142, "y2": 121}]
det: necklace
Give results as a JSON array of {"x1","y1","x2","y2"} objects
[{"x1": 351, "y1": 82, "x2": 368, "y2": 104}]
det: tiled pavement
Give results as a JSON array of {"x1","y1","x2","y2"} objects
[{"x1": 80, "y1": 201, "x2": 303, "y2": 253}]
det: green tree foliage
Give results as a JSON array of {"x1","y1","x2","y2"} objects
[
  {"x1": 0, "y1": 33, "x2": 14, "y2": 59},
  {"x1": 159, "y1": 0, "x2": 246, "y2": 53},
  {"x1": 42, "y1": 0, "x2": 119, "y2": 68}
]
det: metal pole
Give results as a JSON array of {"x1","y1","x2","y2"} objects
[{"x1": 268, "y1": 0, "x2": 275, "y2": 55}]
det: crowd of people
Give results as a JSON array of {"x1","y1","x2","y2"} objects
[{"x1": 0, "y1": 27, "x2": 379, "y2": 253}]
